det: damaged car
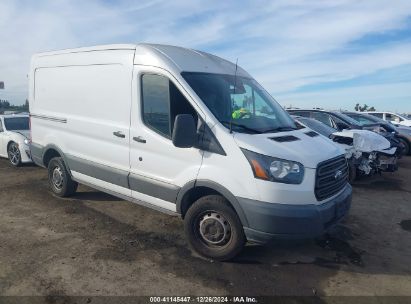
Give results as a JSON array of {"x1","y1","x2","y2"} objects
[
  {"x1": 287, "y1": 109, "x2": 404, "y2": 157},
  {"x1": 294, "y1": 116, "x2": 398, "y2": 182},
  {"x1": 343, "y1": 111, "x2": 411, "y2": 156}
]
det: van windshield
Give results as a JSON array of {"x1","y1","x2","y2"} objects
[
  {"x1": 4, "y1": 117, "x2": 30, "y2": 131},
  {"x1": 182, "y1": 72, "x2": 297, "y2": 134}
]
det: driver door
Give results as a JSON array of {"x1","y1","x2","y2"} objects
[{"x1": 129, "y1": 66, "x2": 205, "y2": 211}]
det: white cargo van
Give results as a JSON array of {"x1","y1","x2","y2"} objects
[{"x1": 29, "y1": 44, "x2": 352, "y2": 260}]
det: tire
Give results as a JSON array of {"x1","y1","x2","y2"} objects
[
  {"x1": 399, "y1": 138, "x2": 410, "y2": 156},
  {"x1": 47, "y1": 157, "x2": 78, "y2": 197},
  {"x1": 348, "y1": 162, "x2": 357, "y2": 184},
  {"x1": 7, "y1": 142, "x2": 22, "y2": 167},
  {"x1": 184, "y1": 195, "x2": 246, "y2": 261}
]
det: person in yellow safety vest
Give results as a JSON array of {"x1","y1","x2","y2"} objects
[{"x1": 232, "y1": 108, "x2": 251, "y2": 119}]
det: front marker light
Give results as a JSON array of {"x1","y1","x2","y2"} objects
[
  {"x1": 241, "y1": 148, "x2": 304, "y2": 184},
  {"x1": 250, "y1": 159, "x2": 269, "y2": 180},
  {"x1": 24, "y1": 138, "x2": 29, "y2": 145}
]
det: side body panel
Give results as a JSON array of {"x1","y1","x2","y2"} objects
[{"x1": 30, "y1": 49, "x2": 135, "y2": 196}]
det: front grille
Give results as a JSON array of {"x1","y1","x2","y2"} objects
[{"x1": 315, "y1": 155, "x2": 348, "y2": 201}]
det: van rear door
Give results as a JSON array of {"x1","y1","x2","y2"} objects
[{"x1": 129, "y1": 67, "x2": 204, "y2": 212}]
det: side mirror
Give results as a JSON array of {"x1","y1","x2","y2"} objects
[{"x1": 172, "y1": 114, "x2": 196, "y2": 148}]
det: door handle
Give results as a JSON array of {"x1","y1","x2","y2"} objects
[
  {"x1": 113, "y1": 131, "x2": 125, "y2": 138},
  {"x1": 133, "y1": 136, "x2": 146, "y2": 143}
]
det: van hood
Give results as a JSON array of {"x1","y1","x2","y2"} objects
[{"x1": 233, "y1": 129, "x2": 344, "y2": 169}]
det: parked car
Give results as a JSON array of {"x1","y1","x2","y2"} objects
[
  {"x1": 29, "y1": 44, "x2": 352, "y2": 261},
  {"x1": 293, "y1": 116, "x2": 398, "y2": 182},
  {"x1": 287, "y1": 109, "x2": 404, "y2": 156},
  {"x1": 0, "y1": 114, "x2": 32, "y2": 166},
  {"x1": 365, "y1": 111, "x2": 411, "y2": 127},
  {"x1": 343, "y1": 111, "x2": 411, "y2": 155}
]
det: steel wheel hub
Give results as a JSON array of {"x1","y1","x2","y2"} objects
[
  {"x1": 199, "y1": 212, "x2": 231, "y2": 245},
  {"x1": 52, "y1": 166, "x2": 64, "y2": 190}
]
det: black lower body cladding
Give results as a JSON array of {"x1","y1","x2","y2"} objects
[{"x1": 238, "y1": 184, "x2": 352, "y2": 244}]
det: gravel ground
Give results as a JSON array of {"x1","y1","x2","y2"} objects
[{"x1": 0, "y1": 157, "x2": 410, "y2": 299}]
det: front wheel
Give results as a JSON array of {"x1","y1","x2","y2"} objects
[
  {"x1": 8, "y1": 142, "x2": 22, "y2": 167},
  {"x1": 184, "y1": 195, "x2": 246, "y2": 261},
  {"x1": 348, "y1": 162, "x2": 357, "y2": 184},
  {"x1": 48, "y1": 157, "x2": 78, "y2": 197}
]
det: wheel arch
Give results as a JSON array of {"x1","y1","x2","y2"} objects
[
  {"x1": 41, "y1": 144, "x2": 69, "y2": 170},
  {"x1": 7, "y1": 140, "x2": 16, "y2": 150},
  {"x1": 398, "y1": 135, "x2": 410, "y2": 154},
  {"x1": 176, "y1": 180, "x2": 249, "y2": 227}
]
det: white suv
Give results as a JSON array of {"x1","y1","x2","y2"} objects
[{"x1": 366, "y1": 111, "x2": 411, "y2": 127}]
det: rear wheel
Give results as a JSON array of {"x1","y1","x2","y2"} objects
[
  {"x1": 184, "y1": 195, "x2": 246, "y2": 261},
  {"x1": 399, "y1": 138, "x2": 410, "y2": 156},
  {"x1": 7, "y1": 142, "x2": 21, "y2": 167},
  {"x1": 48, "y1": 157, "x2": 78, "y2": 197}
]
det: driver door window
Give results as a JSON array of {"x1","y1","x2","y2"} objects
[
  {"x1": 141, "y1": 74, "x2": 198, "y2": 138},
  {"x1": 385, "y1": 113, "x2": 402, "y2": 122},
  {"x1": 393, "y1": 115, "x2": 402, "y2": 122},
  {"x1": 386, "y1": 113, "x2": 394, "y2": 122},
  {"x1": 141, "y1": 74, "x2": 171, "y2": 137}
]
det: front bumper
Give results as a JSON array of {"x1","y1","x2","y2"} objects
[
  {"x1": 20, "y1": 144, "x2": 33, "y2": 163},
  {"x1": 238, "y1": 183, "x2": 352, "y2": 244},
  {"x1": 377, "y1": 154, "x2": 398, "y2": 172}
]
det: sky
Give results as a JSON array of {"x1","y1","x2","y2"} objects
[{"x1": 1, "y1": 0, "x2": 411, "y2": 112}]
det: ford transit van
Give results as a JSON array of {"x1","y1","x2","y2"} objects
[{"x1": 29, "y1": 44, "x2": 352, "y2": 260}]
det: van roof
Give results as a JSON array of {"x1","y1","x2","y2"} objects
[
  {"x1": 32, "y1": 43, "x2": 250, "y2": 77},
  {"x1": 34, "y1": 44, "x2": 137, "y2": 56}
]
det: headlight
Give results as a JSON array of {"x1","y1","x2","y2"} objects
[
  {"x1": 24, "y1": 138, "x2": 29, "y2": 145},
  {"x1": 241, "y1": 148, "x2": 304, "y2": 184}
]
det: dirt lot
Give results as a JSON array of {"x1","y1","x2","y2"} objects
[{"x1": 0, "y1": 157, "x2": 411, "y2": 299}]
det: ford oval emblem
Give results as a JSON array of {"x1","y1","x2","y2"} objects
[{"x1": 334, "y1": 170, "x2": 343, "y2": 180}]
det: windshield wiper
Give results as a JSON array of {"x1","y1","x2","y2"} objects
[
  {"x1": 221, "y1": 121, "x2": 261, "y2": 134},
  {"x1": 261, "y1": 126, "x2": 297, "y2": 133}
]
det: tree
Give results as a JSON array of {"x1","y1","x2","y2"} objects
[
  {"x1": 22, "y1": 99, "x2": 29, "y2": 111},
  {"x1": 354, "y1": 103, "x2": 376, "y2": 112},
  {"x1": 0, "y1": 100, "x2": 10, "y2": 108}
]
